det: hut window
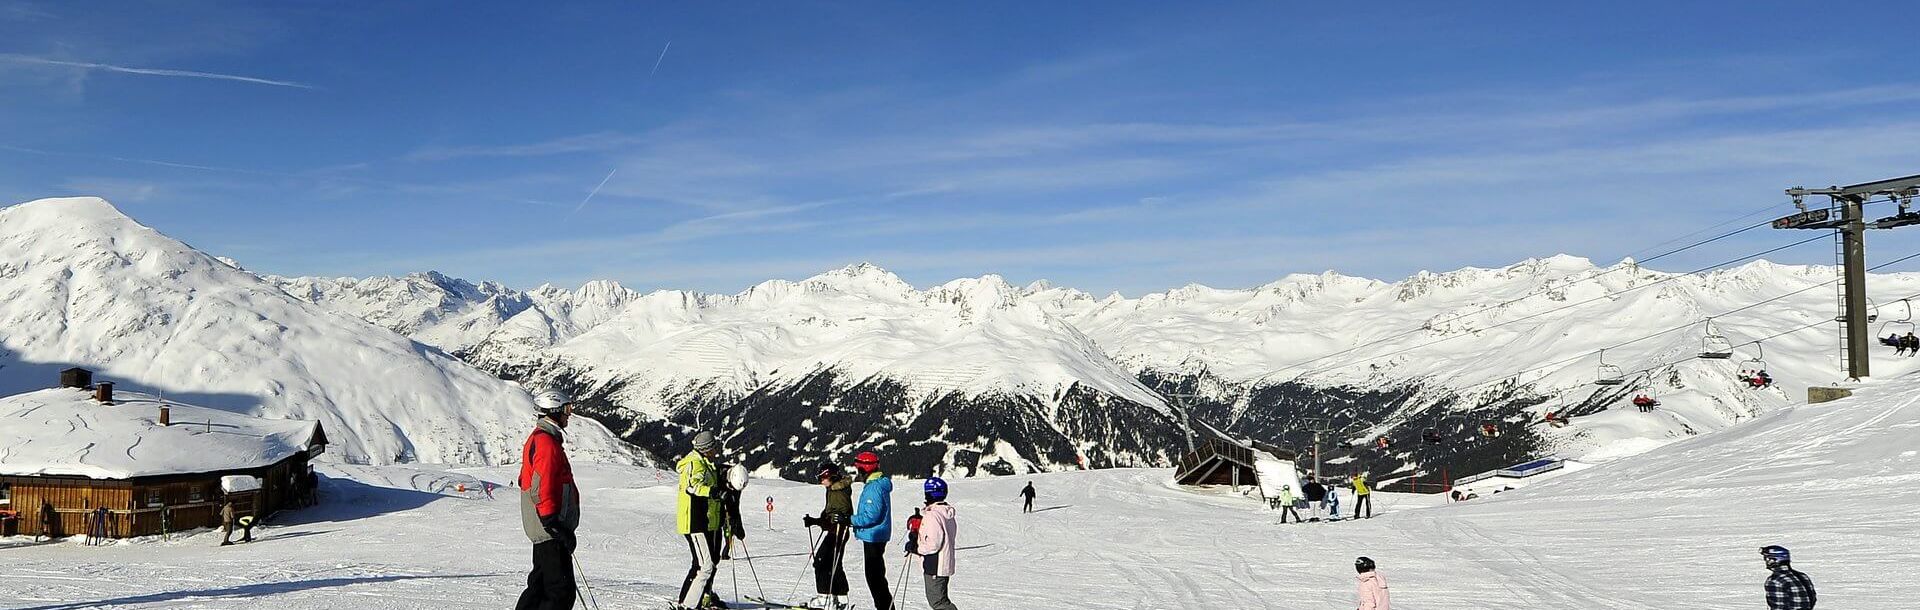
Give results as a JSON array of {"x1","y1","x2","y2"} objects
[
  {"x1": 0, "y1": 483, "x2": 9, "y2": 506},
  {"x1": 189, "y1": 485, "x2": 203, "y2": 503},
  {"x1": 146, "y1": 489, "x2": 162, "y2": 507}
]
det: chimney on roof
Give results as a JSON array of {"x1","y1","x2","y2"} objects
[
  {"x1": 95, "y1": 381, "x2": 114, "y2": 405},
  {"x1": 159, "y1": 405, "x2": 171, "y2": 426},
  {"x1": 60, "y1": 367, "x2": 93, "y2": 389}
]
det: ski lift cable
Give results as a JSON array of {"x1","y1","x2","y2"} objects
[
  {"x1": 1228, "y1": 196, "x2": 1907, "y2": 395},
  {"x1": 1289, "y1": 232, "x2": 1832, "y2": 380},
  {"x1": 1426, "y1": 195, "x2": 1904, "y2": 331},
  {"x1": 1443, "y1": 247, "x2": 1920, "y2": 396}
]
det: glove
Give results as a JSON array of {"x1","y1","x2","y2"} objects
[
  {"x1": 903, "y1": 538, "x2": 917, "y2": 555},
  {"x1": 803, "y1": 514, "x2": 821, "y2": 529},
  {"x1": 541, "y1": 515, "x2": 577, "y2": 552}
]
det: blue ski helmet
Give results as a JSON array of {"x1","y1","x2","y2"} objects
[
  {"x1": 923, "y1": 477, "x2": 948, "y2": 501},
  {"x1": 1760, "y1": 545, "x2": 1791, "y2": 566}
]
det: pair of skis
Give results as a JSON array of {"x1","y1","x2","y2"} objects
[{"x1": 741, "y1": 597, "x2": 858, "y2": 610}]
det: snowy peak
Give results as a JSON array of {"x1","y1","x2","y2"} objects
[{"x1": 0, "y1": 197, "x2": 639, "y2": 466}]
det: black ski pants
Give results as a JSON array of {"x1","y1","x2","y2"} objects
[
  {"x1": 924, "y1": 574, "x2": 960, "y2": 610},
  {"x1": 863, "y1": 541, "x2": 894, "y2": 610},
  {"x1": 813, "y1": 523, "x2": 850, "y2": 595},
  {"x1": 1280, "y1": 504, "x2": 1302, "y2": 523},
  {"x1": 516, "y1": 539, "x2": 577, "y2": 610},
  {"x1": 1354, "y1": 494, "x2": 1373, "y2": 519}
]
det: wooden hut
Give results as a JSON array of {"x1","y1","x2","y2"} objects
[{"x1": 0, "y1": 372, "x2": 326, "y2": 539}]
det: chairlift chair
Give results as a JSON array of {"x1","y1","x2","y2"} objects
[
  {"x1": 1698, "y1": 318, "x2": 1735, "y2": 359},
  {"x1": 1879, "y1": 299, "x2": 1916, "y2": 339},
  {"x1": 1845, "y1": 298, "x2": 1882, "y2": 324},
  {"x1": 1739, "y1": 343, "x2": 1769, "y2": 377},
  {"x1": 1593, "y1": 350, "x2": 1626, "y2": 386},
  {"x1": 1479, "y1": 423, "x2": 1501, "y2": 438}
]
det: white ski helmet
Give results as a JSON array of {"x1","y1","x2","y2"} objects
[
  {"x1": 533, "y1": 390, "x2": 573, "y2": 416},
  {"x1": 726, "y1": 464, "x2": 749, "y2": 491}
]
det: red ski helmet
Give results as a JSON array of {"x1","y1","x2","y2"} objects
[{"x1": 854, "y1": 451, "x2": 880, "y2": 473}]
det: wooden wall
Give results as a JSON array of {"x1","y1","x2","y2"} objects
[
  {"x1": 1, "y1": 451, "x2": 315, "y2": 539},
  {"x1": 0, "y1": 476, "x2": 133, "y2": 538}
]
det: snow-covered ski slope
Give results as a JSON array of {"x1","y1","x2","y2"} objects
[
  {"x1": 5, "y1": 370, "x2": 1913, "y2": 609},
  {"x1": 0, "y1": 197, "x2": 639, "y2": 466}
]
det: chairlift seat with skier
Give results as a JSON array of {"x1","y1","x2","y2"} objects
[
  {"x1": 1422, "y1": 429, "x2": 1443, "y2": 445},
  {"x1": 1478, "y1": 423, "x2": 1501, "y2": 438}
]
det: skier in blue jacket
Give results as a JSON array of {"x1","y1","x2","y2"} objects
[{"x1": 849, "y1": 451, "x2": 894, "y2": 610}]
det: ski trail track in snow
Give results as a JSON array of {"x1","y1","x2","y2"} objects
[{"x1": 6, "y1": 373, "x2": 1920, "y2": 609}]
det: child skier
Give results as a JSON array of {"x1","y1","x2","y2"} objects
[
  {"x1": 1326, "y1": 482, "x2": 1343, "y2": 521},
  {"x1": 911, "y1": 478, "x2": 960, "y2": 610},
  {"x1": 1355, "y1": 556, "x2": 1391, "y2": 610}
]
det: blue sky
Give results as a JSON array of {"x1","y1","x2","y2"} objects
[{"x1": 4, "y1": 1, "x2": 1920, "y2": 295}]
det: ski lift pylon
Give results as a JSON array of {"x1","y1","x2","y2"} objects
[{"x1": 1698, "y1": 318, "x2": 1734, "y2": 359}]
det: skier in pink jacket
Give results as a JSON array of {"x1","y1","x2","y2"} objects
[
  {"x1": 910, "y1": 477, "x2": 960, "y2": 610},
  {"x1": 1355, "y1": 556, "x2": 1391, "y2": 610}
]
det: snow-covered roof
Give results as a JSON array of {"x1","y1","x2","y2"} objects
[
  {"x1": 0, "y1": 388, "x2": 323, "y2": 479},
  {"x1": 220, "y1": 475, "x2": 263, "y2": 493}
]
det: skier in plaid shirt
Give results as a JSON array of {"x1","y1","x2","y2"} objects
[{"x1": 1761, "y1": 545, "x2": 1816, "y2": 609}]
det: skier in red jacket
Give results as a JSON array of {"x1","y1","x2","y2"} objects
[{"x1": 517, "y1": 391, "x2": 582, "y2": 610}]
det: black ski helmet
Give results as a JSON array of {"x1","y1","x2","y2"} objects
[{"x1": 1355, "y1": 556, "x2": 1376, "y2": 573}]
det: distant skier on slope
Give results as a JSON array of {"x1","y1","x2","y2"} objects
[
  {"x1": 1018, "y1": 481, "x2": 1036, "y2": 513},
  {"x1": 1351, "y1": 474, "x2": 1373, "y2": 519},
  {"x1": 217, "y1": 500, "x2": 235, "y2": 546},
  {"x1": 803, "y1": 461, "x2": 854, "y2": 609},
  {"x1": 1761, "y1": 545, "x2": 1816, "y2": 610},
  {"x1": 1302, "y1": 479, "x2": 1328, "y2": 522},
  {"x1": 1326, "y1": 482, "x2": 1343, "y2": 521},
  {"x1": 911, "y1": 478, "x2": 961, "y2": 610},
  {"x1": 1277, "y1": 485, "x2": 1303, "y2": 524},
  {"x1": 516, "y1": 391, "x2": 581, "y2": 610},
  {"x1": 1354, "y1": 556, "x2": 1391, "y2": 610},
  {"x1": 675, "y1": 431, "x2": 725, "y2": 610},
  {"x1": 849, "y1": 451, "x2": 893, "y2": 610}
]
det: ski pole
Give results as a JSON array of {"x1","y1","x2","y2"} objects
[
  {"x1": 829, "y1": 523, "x2": 850, "y2": 609},
  {"x1": 783, "y1": 523, "x2": 821, "y2": 604},
  {"x1": 892, "y1": 553, "x2": 913, "y2": 610},
  {"x1": 740, "y1": 539, "x2": 769, "y2": 601},
  {"x1": 573, "y1": 555, "x2": 602, "y2": 610}
]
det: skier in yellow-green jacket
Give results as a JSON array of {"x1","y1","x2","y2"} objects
[
  {"x1": 1352, "y1": 473, "x2": 1373, "y2": 519},
  {"x1": 675, "y1": 431, "x2": 724, "y2": 610}
]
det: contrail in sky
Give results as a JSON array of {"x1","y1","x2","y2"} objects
[
  {"x1": 568, "y1": 169, "x2": 618, "y2": 221},
  {"x1": 0, "y1": 54, "x2": 315, "y2": 89},
  {"x1": 650, "y1": 42, "x2": 672, "y2": 76}
]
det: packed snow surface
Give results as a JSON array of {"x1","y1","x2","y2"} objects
[
  {"x1": 0, "y1": 388, "x2": 319, "y2": 479},
  {"x1": 0, "y1": 197, "x2": 640, "y2": 467},
  {"x1": 5, "y1": 369, "x2": 1915, "y2": 609}
]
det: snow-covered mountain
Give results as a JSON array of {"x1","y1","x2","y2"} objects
[
  {"x1": 0, "y1": 197, "x2": 642, "y2": 467},
  {"x1": 276, "y1": 250, "x2": 1920, "y2": 484}
]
